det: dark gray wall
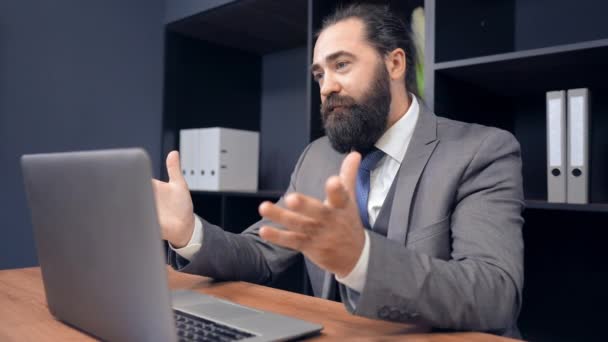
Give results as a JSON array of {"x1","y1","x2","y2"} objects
[{"x1": 0, "y1": 1, "x2": 165, "y2": 269}]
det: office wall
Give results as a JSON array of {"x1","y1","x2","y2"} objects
[{"x1": 0, "y1": 1, "x2": 165, "y2": 269}]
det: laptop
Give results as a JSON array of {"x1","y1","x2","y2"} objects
[{"x1": 21, "y1": 148, "x2": 322, "y2": 342}]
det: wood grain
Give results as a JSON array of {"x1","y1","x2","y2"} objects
[{"x1": 0, "y1": 267, "x2": 520, "y2": 341}]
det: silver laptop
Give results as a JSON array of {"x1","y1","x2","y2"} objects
[{"x1": 21, "y1": 148, "x2": 322, "y2": 342}]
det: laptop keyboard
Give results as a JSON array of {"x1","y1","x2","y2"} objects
[{"x1": 174, "y1": 309, "x2": 256, "y2": 342}]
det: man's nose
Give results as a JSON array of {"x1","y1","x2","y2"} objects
[{"x1": 320, "y1": 73, "x2": 341, "y2": 98}]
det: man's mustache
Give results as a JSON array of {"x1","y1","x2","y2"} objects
[{"x1": 321, "y1": 94, "x2": 357, "y2": 115}]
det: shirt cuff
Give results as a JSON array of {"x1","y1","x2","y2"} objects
[
  {"x1": 168, "y1": 214, "x2": 203, "y2": 262},
  {"x1": 335, "y1": 230, "x2": 370, "y2": 293}
]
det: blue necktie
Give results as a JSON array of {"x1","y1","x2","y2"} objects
[{"x1": 355, "y1": 148, "x2": 385, "y2": 229}]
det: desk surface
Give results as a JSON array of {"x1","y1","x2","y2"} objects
[{"x1": 0, "y1": 267, "x2": 518, "y2": 341}]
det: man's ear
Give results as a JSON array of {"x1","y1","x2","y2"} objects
[{"x1": 385, "y1": 48, "x2": 407, "y2": 82}]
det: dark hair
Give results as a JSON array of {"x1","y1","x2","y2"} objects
[{"x1": 317, "y1": 3, "x2": 417, "y2": 95}]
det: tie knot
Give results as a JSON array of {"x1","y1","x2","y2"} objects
[{"x1": 360, "y1": 148, "x2": 385, "y2": 171}]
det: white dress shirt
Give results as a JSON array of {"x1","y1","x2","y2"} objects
[{"x1": 171, "y1": 96, "x2": 420, "y2": 293}]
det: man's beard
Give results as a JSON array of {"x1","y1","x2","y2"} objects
[{"x1": 320, "y1": 62, "x2": 391, "y2": 154}]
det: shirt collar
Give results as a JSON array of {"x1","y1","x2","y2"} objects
[{"x1": 374, "y1": 95, "x2": 420, "y2": 164}]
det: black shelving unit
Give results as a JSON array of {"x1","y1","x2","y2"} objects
[
  {"x1": 427, "y1": 0, "x2": 608, "y2": 340},
  {"x1": 190, "y1": 191, "x2": 282, "y2": 234}
]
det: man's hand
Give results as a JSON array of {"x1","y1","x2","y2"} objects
[
  {"x1": 258, "y1": 152, "x2": 365, "y2": 277},
  {"x1": 152, "y1": 151, "x2": 195, "y2": 248}
]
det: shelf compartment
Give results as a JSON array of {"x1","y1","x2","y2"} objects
[
  {"x1": 162, "y1": 24, "x2": 310, "y2": 192},
  {"x1": 434, "y1": 39, "x2": 608, "y2": 95},
  {"x1": 435, "y1": 0, "x2": 608, "y2": 62},
  {"x1": 191, "y1": 189, "x2": 284, "y2": 198},
  {"x1": 166, "y1": 0, "x2": 308, "y2": 54},
  {"x1": 433, "y1": 82, "x2": 608, "y2": 203},
  {"x1": 525, "y1": 200, "x2": 608, "y2": 213},
  {"x1": 190, "y1": 190, "x2": 282, "y2": 234}
]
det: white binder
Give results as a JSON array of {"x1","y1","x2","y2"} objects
[
  {"x1": 546, "y1": 90, "x2": 567, "y2": 203},
  {"x1": 179, "y1": 129, "x2": 199, "y2": 190},
  {"x1": 217, "y1": 128, "x2": 259, "y2": 191},
  {"x1": 197, "y1": 127, "x2": 259, "y2": 191},
  {"x1": 566, "y1": 88, "x2": 590, "y2": 204},
  {"x1": 197, "y1": 128, "x2": 220, "y2": 191}
]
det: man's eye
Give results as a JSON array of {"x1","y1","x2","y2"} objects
[
  {"x1": 313, "y1": 73, "x2": 324, "y2": 82},
  {"x1": 336, "y1": 61, "x2": 349, "y2": 70}
]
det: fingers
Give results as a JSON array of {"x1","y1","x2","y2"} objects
[
  {"x1": 166, "y1": 151, "x2": 186, "y2": 185},
  {"x1": 325, "y1": 175, "x2": 349, "y2": 209},
  {"x1": 151, "y1": 178, "x2": 165, "y2": 187},
  {"x1": 284, "y1": 193, "x2": 329, "y2": 219},
  {"x1": 151, "y1": 179, "x2": 163, "y2": 196},
  {"x1": 339, "y1": 152, "x2": 361, "y2": 196},
  {"x1": 259, "y1": 201, "x2": 317, "y2": 233},
  {"x1": 259, "y1": 226, "x2": 307, "y2": 251}
]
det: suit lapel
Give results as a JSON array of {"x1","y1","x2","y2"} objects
[{"x1": 387, "y1": 104, "x2": 439, "y2": 244}]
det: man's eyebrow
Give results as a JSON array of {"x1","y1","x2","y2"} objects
[{"x1": 310, "y1": 51, "x2": 356, "y2": 72}]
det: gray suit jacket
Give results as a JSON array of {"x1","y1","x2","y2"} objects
[{"x1": 168, "y1": 105, "x2": 524, "y2": 337}]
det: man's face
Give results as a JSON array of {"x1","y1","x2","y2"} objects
[{"x1": 312, "y1": 18, "x2": 391, "y2": 153}]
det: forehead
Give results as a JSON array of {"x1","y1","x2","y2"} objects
[{"x1": 313, "y1": 18, "x2": 373, "y2": 65}]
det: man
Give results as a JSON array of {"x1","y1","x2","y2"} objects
[{"x1": 153, "y1": 4, "x2": 524, "y2": 338}]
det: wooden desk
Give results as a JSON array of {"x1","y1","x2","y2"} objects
[{"x1": 0, "y1": 267, "x2": 518, "y2": 341}]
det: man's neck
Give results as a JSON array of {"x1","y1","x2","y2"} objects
[{"x1": 386, "y1": 91, "x2": 412, "y2": 128}]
